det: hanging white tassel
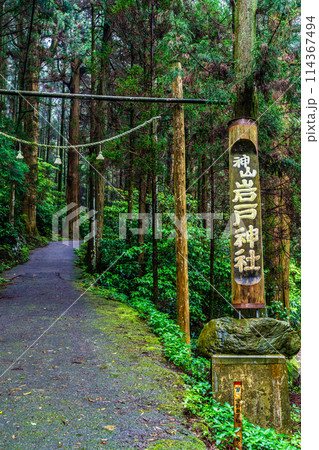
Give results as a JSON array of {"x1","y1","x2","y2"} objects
[
  {"x1": 96, "y1": 145, "x2": 105, "y2": 160},
  {"x1": 16, "y1": 143, "x2": 24, "y2": 159},
  {"x1": 54, "y1": 152, "x2": 62, "y2": 165}
]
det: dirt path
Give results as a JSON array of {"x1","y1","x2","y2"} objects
[{"x1": 0, "y1": 242, "x2": 204, "y2": 449}]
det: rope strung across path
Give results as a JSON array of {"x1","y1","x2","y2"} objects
[
  {"x1": 0, "y1": 88, "x2": 226, "y2": 105},
  {"x1": 0, "y1": 115, "x2": 161, "y2": 149}
]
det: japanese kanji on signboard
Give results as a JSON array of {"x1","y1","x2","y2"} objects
[{"x1": 230, "y1": 139, "x2": 263, "y2": 287}]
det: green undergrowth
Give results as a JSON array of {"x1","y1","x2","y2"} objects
[
  {"x1": 0, "y1": 234, "x2": 49, "y2": 273},
  {"x1": 82, "y1": 281, "x2": 300, "y2": 450}
]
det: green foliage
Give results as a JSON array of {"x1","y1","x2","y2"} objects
[
  {"x1": 286, "y1": 358, "x2": 300, "y2": 385},
  {"x1": 0, "y1": 137, "x2": 55, "y2": 271},
  {"x1": 83, "y1": 187, "x2": 233, "y2": 336},
  {"x1": 290, "y1": 405, "x2": 301, "y2": 427},
  {"x1": 84, "y1": 280, "x2": 300, "y2": 450},
  {"x1": 1, "y1": 0, "x2": 301, "y2": 445},
  {"x1": 267, "y1": 261, "x2": 301, "y2": 333},
  {"x1": 36, "y1": 159, "x2": 62, "y2": 237}
]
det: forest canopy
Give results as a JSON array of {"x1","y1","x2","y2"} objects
[{"x1": 0, "y1": 0, "x2": 301, "y2": 447}]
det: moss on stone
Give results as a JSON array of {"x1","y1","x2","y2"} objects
[{"x1": 197, "y1": 317, "x2": 301, "y2": 358}]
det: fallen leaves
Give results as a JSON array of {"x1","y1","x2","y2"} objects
[{"x1": 103, "y1": 425, "x2": 116, "y2": 431}]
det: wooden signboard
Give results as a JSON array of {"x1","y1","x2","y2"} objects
[{"x1": 229, "y1": 119, "x2": 265, "y2": 311}]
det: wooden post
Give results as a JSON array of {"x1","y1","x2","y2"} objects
[
  {"x1": 234, "y1": 381, "x2": 243, "y2": 450},
  {"x1": 229, "y1": 0, "x2": 265, "y2": 317},
  {"x1": 66, "y1": 58, "x2": 80, "y2": 240},
  {"x1": 172, "y1": 62, "x2": 190, "y2": 345},
  {"x1": 229, "y1": 118, "x2": 265, "y2": 315},
  {"x1": 9, "y1": 183, "x2": 15, "y2": 225}
]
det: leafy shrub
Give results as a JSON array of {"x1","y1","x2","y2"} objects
[
  {"x1": 84, "y1": 280, "x2": 300, "y2": 449},
  {"x1": 267, "y1": 261, "x2": 300, "y2": 333}
]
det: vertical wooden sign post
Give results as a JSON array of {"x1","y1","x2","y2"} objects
[
  {"x1": 234, "y1": 381, "x2": 243, "y2": 449},
  {"x1": 172, "y1": 62, "x2": 190, "y2": 345},
  {"x1": 229, "y1": 118, "x2": 265, "y2": 317},
  {"x1": 229, "y1": 0, "x2": 265, "y2": 317}
]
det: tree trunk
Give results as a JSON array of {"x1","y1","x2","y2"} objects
[
  {"x1": 46, "y1": 99, "x2": 52, "y2": 162},
  {"x1": 274, "y1": 175, "x2": 290, "y2": 310},
  {"x1": 233, "y1": 0, "x2": 258, "y2": 118},
  {"x1": 9, "y1": 183, "x2": 15, "y2": 225},
  {"x1": 86, "y1": 16, "x2": 112, "y2": 271},
  {"x1": 150, "y1": 2, "x2": 159, "y2": 306},
  {"x1": 151, "y1": 173, "x2": 159, "y2": 305},
  {"x1": 58, "y1": 83, "x2": 65, "y2": 193},
  {"x1": 66, "y1": 58, "x2": 80, "y2": 240},
  {"x1": 126, "y1": 106, "x2": 135, "y2": 246},
  {"x1": 169, "y1": 144, "x2": 174, "y2": 191},
  {"x1": 87, "y1": 5, "x2": 97, "y2": 272},
  {"x1": 94, "y1": 19, "x2": 112, "y2": 270},
  {"x1": 22, "y1": 55, "x2": 39, "y2": 235},
  {"x1": 201, "y1": 154, "x2": 209, "y2": 226},
  {"x1": 172, "y1": 62, "x2": 190, "y2": 345},
  {"x1": 137, "y1": 173, "x2": 147, "y2": 277},
  {"x1": 209, "y1": 164, "x2": 215, "y2": 318},
  {"x1": 265, "y1": 175, "x2": 291, "y2": 309},
  {"x1": 0, "y1": 0, "x2": 6, "y2": 119},
  {"x1": 230, "y1": 0, "x2": 265, "y2": 317}
]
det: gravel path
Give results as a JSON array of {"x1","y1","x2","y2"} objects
[{"x1": 0, "y1": 242, "x2": 204, "y2": 449}]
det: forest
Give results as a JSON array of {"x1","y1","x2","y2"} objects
[{"x1": 0, "y1": 0, "x2": 301, "y2": 449}]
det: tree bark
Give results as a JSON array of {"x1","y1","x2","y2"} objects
[
  {"x1": 58, "y1": 83, "x2": 65, "y2": 193},
  {"x1": 233, "y1": 0, "x2": 258, "y2": 118},
  {"x1": 46, "y1": 99, "x2": 52, "y2": 163},
  {"x1": 201, "y1": 154, "x2": 209, "y2": 227},
  {"x1": 273, "y1": 175, "x2": 290, "y2": 310},
  {"x1": 265, "y1": 175, "x2": 291, "y2": 309},
  {"x1": 9, "y1": 183, "x2": 15, "y2": 225},
  {"x1": 87, "y1": 5, "x2": 97, "y2": 272},
  {"x1": 86, "y1": 15, "x2": 112, "y2": 271},
  {"x1": 126, "y1": 107, "x2": 135, "y2": 247},
  {"x1": 137, "y1": 173, "x2": 147, "y2": 277},
  {"x1": 230, "y1": 0, "x2": 265, "y2": 317},
  {"x1": 66, "y1": 58, "x2": 80, "y2": 239},
  {"x1": 209, "y1": 163, "x2": 215, "y2": 318},
  {"x1": 151, "y1": 172, "x2": 159, "y2": 305},
  {"x1": 22, "y1": 52, "x2": 39, "y2": 235},
  {"x1": 94, "y1": 19, "x2": 111, "y2": 270},
  {"x1": 150, "y1": 1, "x2": 159, "y2": 306},
  {"x1": 172, "y1": 62, "x2": 190, "y2": 345},
  {"x1": 0, "y1": 0, "x2": 5, "y2": 119}
]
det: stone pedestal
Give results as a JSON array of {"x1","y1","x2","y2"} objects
[{"x1": 211, "y1": 355, "x2": 291, "y2": 435}]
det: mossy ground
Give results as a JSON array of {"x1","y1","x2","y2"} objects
[{"x1": 0, "y1": 242, "x2": 205, "y2": 449}]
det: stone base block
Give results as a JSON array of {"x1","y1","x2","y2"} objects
[{"x1": 211, "y1": 355, "x2": 291, "y2": 435}]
